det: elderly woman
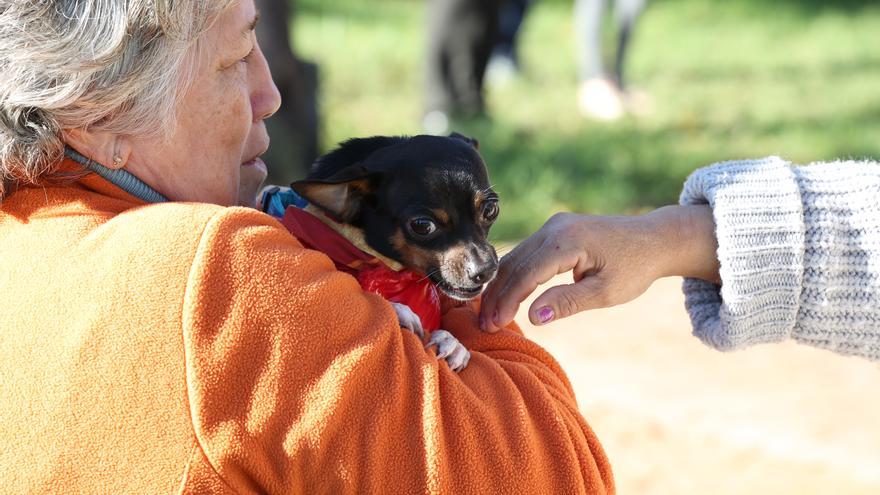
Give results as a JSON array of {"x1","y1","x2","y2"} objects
[{"x1": 0, "y1": 2, "x2": 613, "y2": 493}]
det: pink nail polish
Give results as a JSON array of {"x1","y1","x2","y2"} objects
[
  {"x1": 492, "y1": 309, "x2": 499, "y2": 325},
  {"x1": 537, "y1": 306, "x2": 555, "y2": 324}
]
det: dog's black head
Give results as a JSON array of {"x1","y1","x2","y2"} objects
[{"x1": 292, "y1": 133, "x2": 499, "y2": 300}]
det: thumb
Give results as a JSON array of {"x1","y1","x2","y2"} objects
[{"x1": 527, "y1": 276, "x2": 609, "y2": 326}]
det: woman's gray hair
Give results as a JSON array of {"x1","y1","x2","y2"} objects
[{"x1": 0, "y1": 0, "x2": 236, "y2": 197}]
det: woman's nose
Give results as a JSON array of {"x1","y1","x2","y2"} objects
[{"x1": 251, "y1": 43, "x2": 282, "y2": 122}]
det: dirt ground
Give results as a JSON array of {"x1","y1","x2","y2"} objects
[{"x1": 517, "y1": 276, "x2": 880, "y2": 495}]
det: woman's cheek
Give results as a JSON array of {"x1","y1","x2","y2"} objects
[
  {"x1": 230, "y1": 86, "x2": 254, "y2": 138},
  {"x1": 216, "y1": 94, "x2": 252, "y2": 153},
  {"x1": 208, "y1": 69, "x2": 256, "y2": 156},
  {"x1": 216, "y1": 67, "x2": 251, "y2": 112}
]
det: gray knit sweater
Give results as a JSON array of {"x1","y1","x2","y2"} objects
[{"x1": 679, "y1": 157, "x2": 880, "y2": 361}]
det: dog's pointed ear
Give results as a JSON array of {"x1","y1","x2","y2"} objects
[
  {"x1": 291, "y1": 165, "x2": 380, "y2": 223},
  {"x1": 449, "y1": 132, "x2": 479, "y2": 150},
  {"x1": 292, "y1": 136, "x2": 406, "y2": 222}
]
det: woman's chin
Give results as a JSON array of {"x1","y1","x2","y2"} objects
[{"x1": 238, "y1": 158, "x2": 269, "y2": 207}]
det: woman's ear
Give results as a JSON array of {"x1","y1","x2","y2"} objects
[{"x1": 63, "y1": 129, "x2": 131, "y2": 170}]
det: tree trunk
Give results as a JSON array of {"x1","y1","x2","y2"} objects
[{"x1": 255, "y1": 0, "x2": 320, "y2": 185}]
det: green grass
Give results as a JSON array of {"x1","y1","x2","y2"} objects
[{"x1": 293, "y1": 0, "x2": 880, "y2": 240}]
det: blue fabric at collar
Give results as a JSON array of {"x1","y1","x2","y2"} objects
[
  {"x1": 261, "y1": 186, "x2": 308, "y2": 218},
  {"x1": 64, "y1": 147, "x2": 168, "y2": 204}
]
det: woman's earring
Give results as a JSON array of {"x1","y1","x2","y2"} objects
[{"x1": 112, "y1": 155, "x2": 123, "y2": 167}]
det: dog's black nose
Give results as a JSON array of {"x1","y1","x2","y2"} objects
[{"x1": 469, "y1": 261, "x2": 498, "y2": 285}]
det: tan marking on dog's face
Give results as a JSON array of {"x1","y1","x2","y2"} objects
[
  {"x1": 389, "y1": 229, "x2": 440, "y2": 275},
  {"x1": 473, "y1": 190, "x2": 499, "y2": 225},
  {"x1": 430, "y1": 208, "x2": 450, "y2": 226}
]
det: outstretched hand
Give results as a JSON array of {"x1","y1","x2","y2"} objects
[{"x1": 479, "y1": 206, "x2": 720, "y2": 332}]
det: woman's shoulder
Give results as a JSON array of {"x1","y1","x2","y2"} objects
[
  {"x1": 111, "y1": 202, "x2": 290, "y2": 245},
  {"x1": 108, "y1": 203, "x2": 301, "y2": 275}
]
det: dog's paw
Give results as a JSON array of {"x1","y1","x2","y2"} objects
[
  {"x1": 426, "y1": 330, "x2": 471, "y2": 372},
  {"x1": 391, "y1": 302, "x2": 424, "y2": 340}
]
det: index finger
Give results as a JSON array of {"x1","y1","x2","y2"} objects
[
  {"x1": 480, "y1": 234, "x2": 544, "y2": 331},
  {"x1": 483, "y1": 240, "x2": 582, "y2": 332}
]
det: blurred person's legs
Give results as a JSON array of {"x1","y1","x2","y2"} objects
[
  {"x1": 255, "y1": 0, "x2": 320, "y2": 184},
  {"x1": 425, "y1": 0, "x2": 502, "y2": 134},
  {"x1": 574, "y1": 0, "x2": 646, "y2": 120},
  {"x1": 486, "y1": 0, "x2": 533, "y2": 85},
  {"x1": 614, "y1": 0, "x2": 651, "y2": 115},
  {"x1": 612, "y1": 0, "x2": 645, "y2": 90},
  {"x1": 574, "y1": 0, "x2": 605, "y2": 86}
]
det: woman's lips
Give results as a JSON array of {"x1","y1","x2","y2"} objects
[{"x1": 241, "y1": 157, "x2": 268, "y2": 174}]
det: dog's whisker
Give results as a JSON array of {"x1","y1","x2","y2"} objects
[
  {"x1": 417, "y1": 268, "x2": 441, "y2": 284},
  {"x1": 481, "y1": 185, "x2": 498, "y2": 197}
]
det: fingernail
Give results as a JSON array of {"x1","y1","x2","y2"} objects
[
  {"x1": 492, "y1": 309, "x2": 499, "y2": 326},
  {"x1": 537, "y1": 306, "x2": 555, "y2": 324}
]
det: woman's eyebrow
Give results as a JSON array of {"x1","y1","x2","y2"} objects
[{"x1": 241, "y1": 10, "x2": 261, "y2": 40}]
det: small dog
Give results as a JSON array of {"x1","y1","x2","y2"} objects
[{"x1": 291, "y1": 133, "x2": 499, "y2": 371}]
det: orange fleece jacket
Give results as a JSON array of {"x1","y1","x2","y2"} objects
[{"x1": 0, "y1": 164, "x2": 613, "y2": 494}]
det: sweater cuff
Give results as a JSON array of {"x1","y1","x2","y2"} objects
[{"x1": 679, "y1": 157, "x2": 806, "y2": 351}]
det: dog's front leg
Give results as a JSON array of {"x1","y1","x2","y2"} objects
[
  {"x1": 391, "y1": 302, "x2": 470, "y2": 372},
  {"x1": 426, "y1": 330, "x2": 471, "y2": 372},
  {"x1": 391, "y1": 302, "x2": 425, "y2": 340}
]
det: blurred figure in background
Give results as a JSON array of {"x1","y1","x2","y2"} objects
[
  {"x1": 255, "y1": 0, "x2": 320, "y2": 184},
  {"x1": 486, "y1": 0, "x2": 534, "y2": 86},
  {"x1": 575, "y1": 0, "x2": 647, "y2": 120},
  {"x1": 424, "y1": 0, "x2": 503, "y2": 134}
]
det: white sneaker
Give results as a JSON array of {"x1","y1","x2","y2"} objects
[
  {"x1": 422, "y1": 110, "x2": 450, "y2": 135},
  {"x1": 578, "y1": 78, "x2": 625, "y2": 121},
  {"x1": 486, "y1": 54, "x2": 518, "y2": 88}
]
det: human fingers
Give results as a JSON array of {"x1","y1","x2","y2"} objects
[
  {"x1": 480, "y1": 233, "x2": 546, "y2": 332},
  {"x1": 487, "y1": 245, "x2": 584, "y2": 332},
  {"x1": 527, "y1": 275, "x2": 610, "y2": 325},
  {"x1": 529, "y1": 252, "x2": 662, "y2": 324}
]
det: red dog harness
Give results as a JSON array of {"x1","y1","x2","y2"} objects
[{"x1": 281, "y1": 206, "x2": 443, "y2": 331}]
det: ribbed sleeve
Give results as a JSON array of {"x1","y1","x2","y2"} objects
[{"x1": 679, "y1": 157, "x2": 880, "y2": 361}]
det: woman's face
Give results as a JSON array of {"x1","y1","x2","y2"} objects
[{"x1": 126, "y1": 0, "x2": 280, "y2": 205}]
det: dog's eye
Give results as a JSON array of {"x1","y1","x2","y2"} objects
[
  {"x1": 482, "y1": 201, "x2": 499, "y2": 222},
  {"x1": 408, "y1": 218, "x2": 437, "y2": 237}
]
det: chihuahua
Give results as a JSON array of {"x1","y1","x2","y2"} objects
[{"x1": 291, "y1": 133, "x2": 499, "y2": 371}]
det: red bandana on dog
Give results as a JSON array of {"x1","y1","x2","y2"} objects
[{"x1": 281, "y1": 206, "x2": 443, "y2": 331}]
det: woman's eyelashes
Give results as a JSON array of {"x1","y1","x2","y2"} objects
[
  {"x1": 239, "y1": 46, "x2": 255, "y2": 65},
  {"x1": 222, "y1": 45, "x2": 255, "y2": 71}
]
